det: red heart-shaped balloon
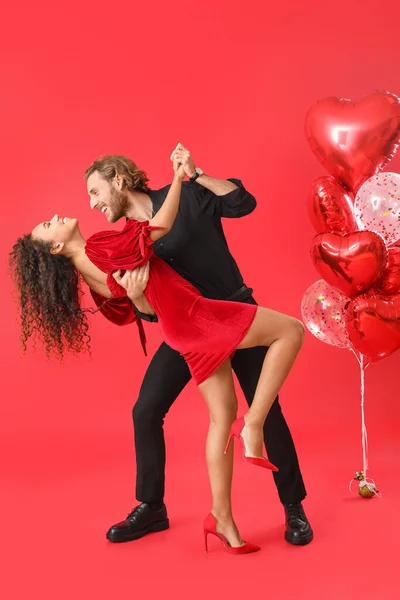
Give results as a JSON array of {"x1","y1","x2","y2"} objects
[
  {"x1": 305, "y1": 90, "x2": 400, "y2": 194},
  {"x1": 311, "y1": 231, "x2": 388, "y2": 297},
  {"x1": 308, "y1": 175, "x2": 357, "y2": 235},
  {"x1": 372, "y1": 244, "x2": 400, "y2": 296},
  {"x1": 347, "y1": 294, "x2": 400, "y2": 362}
]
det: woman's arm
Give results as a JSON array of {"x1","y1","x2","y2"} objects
[
  {"x1": 73, "y1": 253, "x2": 113, "y2": 298},
  {"x1": 148, "y1": 164, "x2": 185, "y2": 242}
]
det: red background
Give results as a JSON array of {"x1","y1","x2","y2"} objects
[{"x1": 1, "y1": 1, "x2": 399, "y2": 599}]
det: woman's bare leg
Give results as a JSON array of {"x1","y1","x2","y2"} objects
[
  {"x1": 235, "y1": 307, "x2": 305, "y2": 458},
  {"x1": 197, "y1": 359, "x2": 244, "y2": 547}
]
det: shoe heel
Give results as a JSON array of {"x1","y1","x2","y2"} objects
[
  {"x1": 204, "y1": 530, "x2": 209, "y2": 553},
  {"x1": 224, "y1": 432, "x2": 234, "y2": 455},
  {"x1": 150, "y1": 518, "x2": 170, "y2": 533}
]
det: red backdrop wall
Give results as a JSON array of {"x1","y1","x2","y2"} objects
[{"x1": 1, "y1": 1, "x2": 399, "y2": 598}]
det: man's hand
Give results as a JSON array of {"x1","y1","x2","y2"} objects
[
  {"x1": 170, "y1": 142, "x2": 196, "y2": 179},
  {"x1": 112, "y1": 264, "x2": 156, "y2": 315},
  {"x1": 113, "y1": 264, "x2": 150, "y2": 300}
]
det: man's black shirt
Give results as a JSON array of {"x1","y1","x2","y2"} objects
[{"x1": 135, "y1": 178, "x2": 257, "y2": 323}]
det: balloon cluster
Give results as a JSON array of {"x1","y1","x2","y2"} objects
[{"x1": 302, "y1": 91, "x2": 400, "y2": 364}]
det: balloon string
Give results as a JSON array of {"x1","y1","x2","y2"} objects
[
  {"x1": 350, "y1": 349, "x2": 370, "y2": 477},
  {"x1": 348, "y1": 349, "x2": 381, "y2": 498},
  {"x1": 360, "y1": 354, "x2": 368, "y2": 477}
]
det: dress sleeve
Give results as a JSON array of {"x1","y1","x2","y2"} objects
[
  {"x1": 106, "y1": 273, "x2": 129, "y2": 299},
  {"x1": 191, "y1": 178, "x2": 257, "y2": 218},
  {"x1": 137, "y1": 220, "x2": 165, "y2": 256},
  {"x1": 105, "y1": 220, "x2": 165, "y2": 299},
  {"x1": 89, "y1": 289, "x2": 148, "y2": 356}
]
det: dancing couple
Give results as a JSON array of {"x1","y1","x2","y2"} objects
[{"x1": 10, "y1": 144, "x2": 313, "y2": 553}]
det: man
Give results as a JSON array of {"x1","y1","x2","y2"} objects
[{"x1": 84, "y1": 144, "x2": 313, "y2": 546}]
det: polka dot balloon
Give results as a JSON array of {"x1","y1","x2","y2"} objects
[
  {"x1": 354, "y1": 172, "x2": 400, "y2": 247},
  {"x1": 301, "y1": 279, "x2": 352, "y2": 349}
]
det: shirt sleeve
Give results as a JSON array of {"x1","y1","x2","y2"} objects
[
  {"x1": 134, "y1": 306, "x2": 159, "y2": 323},
  {"x1": 191, "y1": 178, "x2": 257, "y2": 218}
]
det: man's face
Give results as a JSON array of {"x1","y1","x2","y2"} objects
[{"x1": 87, "y1": 171, "x2": 130, "y2": 223}]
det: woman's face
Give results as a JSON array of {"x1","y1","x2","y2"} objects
[{"x1": 31, "y1": 214, "x2": 80, "y2": 252}]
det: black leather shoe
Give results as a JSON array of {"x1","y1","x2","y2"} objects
[
  {"x1": 284, "y1": 503, "x2": 313, "y2": 546},
  {"x1": 106, "y1": 503, "x2": 169, "y2": 543}
]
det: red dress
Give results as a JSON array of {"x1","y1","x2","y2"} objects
[{"x1": 85, "y1": 219, "x2": 257, "y2": 384}]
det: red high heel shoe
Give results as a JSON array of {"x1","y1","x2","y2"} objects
[
  {"x1": 203, "y1": 514, "x2": 260, "y2": 555},
  {"x1": 225, "y1": 416, "x2": 279, "y2": 472}
]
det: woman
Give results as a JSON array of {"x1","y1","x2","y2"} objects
[{"x1": 10, "y1": 161, "x2": 305, "y2": 554}]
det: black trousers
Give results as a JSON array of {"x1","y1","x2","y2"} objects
[{"x1": 133, "y1": 298, "x2": 307, "y2": 506}]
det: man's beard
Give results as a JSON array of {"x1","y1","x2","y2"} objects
[{"x1": 108, "y1": 187, "x2": 131, "y2": 223}]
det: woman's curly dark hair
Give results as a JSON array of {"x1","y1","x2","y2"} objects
[{"x1": 9, "y1": 234, "x2": 91, "y2": 359}]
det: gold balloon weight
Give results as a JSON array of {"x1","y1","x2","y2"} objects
[{"x1": 351, "y1": 471, "x2": 380, "y2": 499}]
